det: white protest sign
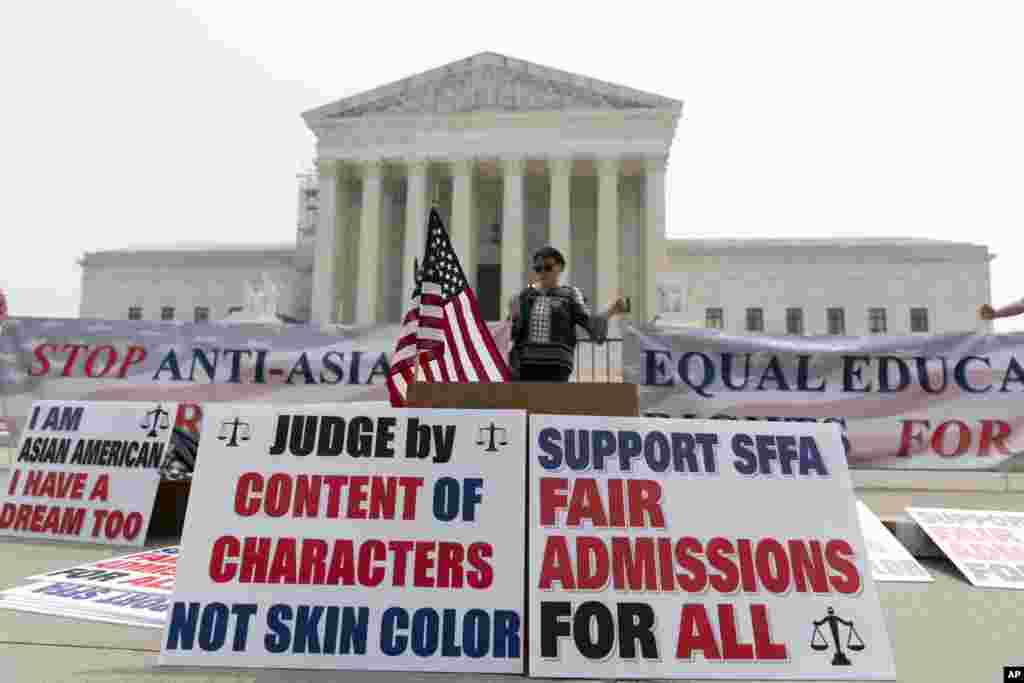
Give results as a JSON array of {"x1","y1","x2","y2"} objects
[
  {"x1": 906, "y1": 507, "x2": 1024, "y2": 589},
  {"x1": 529, "y1": 415, "x2": 896, "y2": 680},
  {"x1": 856, "y1": 502, "x2": 932, "y2": 583},
  {"x1": 0, "y1": 580, "x2": 169, "y2": 629},
  {"x1": 159, "y1": 403, "x2": 526, "y2": 673},
  {"x1": 0, "y1": 401, "x2": 176, "y2": 545},
  {"x1": 27, "y1": 546, "x2": 178, "y2": 594}
]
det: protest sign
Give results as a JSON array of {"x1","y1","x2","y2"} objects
[
  {"x1": 856, "y1": 502, "x2": 932, "y2": 583},
  {"x1": 27, "y1": 546, "x2": 178, "y2": 593},
  {"x1": 0, "y1": 580, "x2": 168, "y2": 629},
  {"x1": 0, "y1": 401, "x2": 176, "y2": 545},
  {"x1": 159, "y1": 403, "x2": 527, "y2": 673},
  {"x1": 906, "y1": 508, "x2": 1024, "y2": 589},
  {"x1": 529, "y1": 415, "x2": 896, "y2": 680},
  {"x1": 625, "y1": 326, "x2": 1024, "y2": 470}
]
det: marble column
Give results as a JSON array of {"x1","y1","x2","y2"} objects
[
  {"x1": 596, "y1": 157, "x2": 620, "y2": 311},
  {"x1": 451, "y1": 158, "x2": 474, "y2": 280},
  {"x1": 356, "y1": 160, "x2": 383, "y2": 325},
  {"x1": 501, "y1": 158, "x2": 526, "y2": 310},
  {"x1": 311, "y1": 159, "x2": 337, "y2": 326},
  {"x1": 403, "y1": 158, "x2": 429, "y2": 303},
  {"x1": 643, "y1": 156, "x2": 668, "y2": 324},
  {"x1": 548, "y1": 158, "x2": 573, "y2": 284}
]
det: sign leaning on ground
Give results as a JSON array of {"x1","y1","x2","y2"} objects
[
  {"x1": 856, "y1": 502, "x2": 933, "y2": 583},
  {"x1": 159, "y1": 403, "x2": 527, "y2": 673},
  {"x1": 528, "y1": 415, "x2": 896, "y2": 680},
  {"x1": 907, "y1": 508, "x2": 1024, "y2": 589},
  {"x1": 0, "y1": 401, "x2": 177, "y2": 546}
]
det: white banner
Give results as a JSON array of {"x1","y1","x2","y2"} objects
[
  {"x1": 906, "y1": 507, "x2": 1024, "y2": 589},
  {"x1": 0, "y1": 580, "x2": 169, "y2": 629},
  {"x1": 528, "y1": 415, "x2": 896, "y2": 680},
  {"x1": 159, "y1": 403, "x2": 527, "y2": 673},
  {"x1": 625, "y1": 326, "x2": 1024, "y2": 470},
  {"x1": 856, "y1": 502, "x2": 932, "y2": 583},
  {"x1": 0, "y1": 401, "x2": 175, "y2": 545}
]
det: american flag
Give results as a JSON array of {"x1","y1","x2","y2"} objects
[
  {"x1": 387, "y1": 208, "x2": 510, "y2": 406},
  {"x1": 0, "y1": 288, "x2": 7, "y2": 322}
]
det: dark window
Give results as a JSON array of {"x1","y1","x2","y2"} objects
[
  {"x1": 746, "y1": 307, "x2": 764, "y2": 332},
  {"x1": 128, "y1": 306, "x2": 142, "y2": 321},
  {"x1": 786, "y1": 307, "x2": 804, "y2": 335},
  {"x1": 705, "y1": 307, "x2": 724, "y2": 329},
  {"x1": 869, "y1": 308, "x2": 887, "y2": 334},
  {"x1": 910, "y1": 307, "x2": 929, "y2": 333},
  {"x1": 194, "y1": 306, "x2": 210, "y2": 324},
  {"x1": 827, "y1": 307, "x2": 846, "y2": 335},
  {"x1": 161, "y1": 306, "x2": 175, "y2": 321}
]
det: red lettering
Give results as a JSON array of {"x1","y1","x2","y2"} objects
[
  {"x1": 209, "y1": 535, "x2": 240, "y2": 582},
  {"x1": 234, "y1": 473, "x2": 262, "y2": 516},
  {"x1": 117, "y1": 345, "x2": 147, "y2": 378},
  {"x1": 240, "y1": 537, "x2": 271, "y2": 582},
  {"x1": 267, "y1": 538, "x2": 297, "y2": 584},
  {"x1": 627, "y1": 479, "x2": 665, "y2": 528},
  {"x1": 755, "y1": 539, "x2": 791, "y2": 593},
  {"x1": 30, "y1": 344, "x2": 57, "y2": 376},
  {"x1": 436, "y1": 541, "x2": 464, "y2": 588},
  {"x1": 326, "y1": 540, "x2": 355, "y2": 585},
  {"x1": 677, "y1": 604, "x2": 721, "y2": 660},
  {"x1": 751, "y1": 604, "x2": 787, "y2": 660},
  {"x1": 398, "y1": 476, "x2": 422, "y2": 520},
  {"x1": 719, "y1": 604, "x2": 754, "y2": 660},
  {"x1": 357, "y1": 539, "x2": 386, "y2": 586},
  {"x1": 898, "y1": 419, "x2": 930, "y2": 457},
  {"x1": 674, "y1": 537, "x2": 707, "y2": 592},
  {"x1": 174, "y1": 403, "x2": 202, "y2": 434},
  {"x1": 566, "y1": 479, "x2": 607, "y2": 526},
  {"x1": 389, "y1": 540, "x2": 414, "y2": 585},
  {"x1": 788, "y1": 539, "x2": 829, "y2": 592},
  {"x1": 264, "y1": 474, "x2": 291, "y2": 517},
  {"x1": 61, "y1": 344, "x2": 89, "y2": 377},
  {"x1": 299, "y1": 538, "x2": 327, "y2": 584},
  {"x1": 538, "y1": 535, "x2": 575, "y2": 589},
  {"x1": 932, "y1": 420, "x2": 970, "y2": 457},
  {"x1": 825, "y1": 539, "x2": 861, "y2": 594},
  {"x1": 706, "y1": 537, "x2": 739, "y2": 593},
  {"x1": 84, "y1": 345, "x2": 117, "y2": 378},
  {"x1": 577, "y1": 536, "x2": 610, "y2": 590},
  {"x1": 466, "y1": 542, "x2": 493, "y2": 589},
  {"x1": 347, "y1": 476, "x2": 369, "y2": 519},
  {"x1": 413, "y1": 540, "x2": 436, "y2": 587},
  {"x1": 539, "y1": 477, "x2": 569, "y2": 526},
  {"x1": 978, "y1": 419, "x2": 1012, "y2": 457}
]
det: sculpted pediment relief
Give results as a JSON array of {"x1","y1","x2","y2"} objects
[{"x1": 310, "y1": 53, "x2": 680, "y2": 120}]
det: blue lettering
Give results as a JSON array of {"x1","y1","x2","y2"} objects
[
  {"x1": 166, "y1": 601, "x2": 201, "y2": 651},
  {"x1": 381, "y1": 607, "x2": 408, "y2": 656},
  {"x1": 265, "y1": 604, "x2": 292, "y2": 654},
  {"x1": 537, "y1": 428, "x2": 562, "y2": 469}
]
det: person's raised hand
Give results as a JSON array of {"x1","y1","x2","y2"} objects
[{"x1": 979, "y1": 304, "x2": 996, "y2": 321}]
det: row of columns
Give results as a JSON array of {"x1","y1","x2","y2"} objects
[{"x1": 311, "y1": 156, "x2": 667, "y2": 326}]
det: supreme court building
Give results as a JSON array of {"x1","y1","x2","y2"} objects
[
  {"x1": 303, "y1": 52, "x2": 680, "y2": 327},
  {"x1": 79, "y1": 53, "x2": 992, "y2": 337}
]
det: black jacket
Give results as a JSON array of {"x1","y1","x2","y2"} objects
[{"x1": 509, "y1": 285, "x2": 608, "y2": 373}]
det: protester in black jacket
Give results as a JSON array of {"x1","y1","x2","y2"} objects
[{"x1": 508, "y1": 246, "x2": 628, "y2": 381}]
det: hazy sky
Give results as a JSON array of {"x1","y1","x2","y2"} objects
[{"x1": 2, "y1": 1, "x2": 1022, "y2": 328}]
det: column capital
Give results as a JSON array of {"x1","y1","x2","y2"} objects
[
  {"x1": 316, "y1": 159, "x2": 338, "y2": 177},
  {"x1": 595, "y1": 157, "x2": 621, "y2": 176},
  {"x1": 548, "y1": 157, "x2": 574, "y2": 176},
  {"x1": 404, "y1": 157, "x2": 430, "y2": 175},
  {"x1": 644, "y1": 155, "x2": 669, "y2": 173},
  {"x1": 500, "y1": 157, "x2": 527, "y2": 175}
]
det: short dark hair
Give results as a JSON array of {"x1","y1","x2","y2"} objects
[{"x1": 533, "y1": 246, "x2": 566, "y2": 267}]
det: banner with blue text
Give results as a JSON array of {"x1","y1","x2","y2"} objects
[
  {"x1": 159, "y1": 403, "x2": 527, "y2": 673},
  {"x1": 624, "y1": 326, "x2": 1024, "y2": 470}
]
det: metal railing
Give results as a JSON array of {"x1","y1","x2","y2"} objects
[{"x1": 571, "y1": 338, "x2": 624, "y2": 383}]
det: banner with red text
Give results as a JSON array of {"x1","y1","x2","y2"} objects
[
  {"x1": 529, "y1": 415, "x2": 895, "y2": 679},
  {"x1": 0, "y1": 317, "x2": 513, "y2": 477},
  {"x1": 159, "y1": 403, "x2": 526, "y2": 673},
  {"x1": 625, "y1": 326, "x2": 1024, "y2": 470},
  {"x1": 27, "y1": 546, "x2": 178, "y2": 593},
  {"x1": 0, "y1": 401, "x2": 175, "y2": 545}
]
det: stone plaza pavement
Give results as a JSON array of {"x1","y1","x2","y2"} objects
[{"x1": 1, "y1": 462, "x2": 1023, "y2": 682}]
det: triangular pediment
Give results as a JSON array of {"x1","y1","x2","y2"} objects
[{"x1": 305, "y1": 52, "x2": 681, "y2": 120}]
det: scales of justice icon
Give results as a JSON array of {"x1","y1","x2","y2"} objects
[
  {"x1": 811, "y1": 607, "x2": 865, "y2": 666},
  {"x1": 476, "y1": 423, "x2": 508, "y2": 452},
  {"x1": 139, "y1": 405, "x2": 171, "y2": 438},
  {"x1": 217, "y1": 417, "x2": 251, "y2": 448}
]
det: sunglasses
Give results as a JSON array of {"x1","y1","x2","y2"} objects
[{"x1": 533, "y1": 262, "x2": 559, "y2": 273}]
